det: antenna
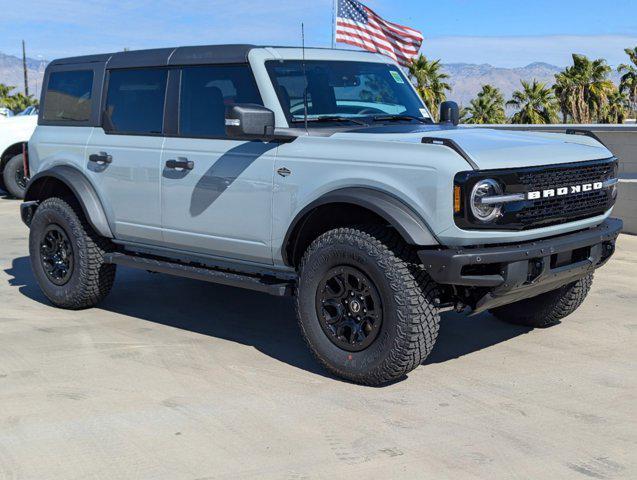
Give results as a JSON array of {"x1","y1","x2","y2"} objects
[{"x1": 302, "y1": 23, "x2": 309, "y2": 133}]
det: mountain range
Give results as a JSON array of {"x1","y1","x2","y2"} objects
[
  {"x1": 0, "y1": 52, "x2": 48, "y2": 98},
  {"x1": 0, "y1": 51, "x2": 624, "y2": 108}
]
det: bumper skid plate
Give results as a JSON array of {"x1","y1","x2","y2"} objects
[{"x1": 418, "y1": 218, "x2": 622, "y2": 314}]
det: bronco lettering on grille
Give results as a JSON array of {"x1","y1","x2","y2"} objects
[{"x1": 527, "y1": 182, "x2": 603, "y2": 200}]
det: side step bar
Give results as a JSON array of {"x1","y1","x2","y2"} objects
[{"x1": 104, "y1": 252, "x2": 295, "y2": 297}]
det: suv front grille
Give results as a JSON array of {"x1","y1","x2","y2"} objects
[
  {"x1": 454, "y1": 157, "x2": 618, "y2": 231},
  {"x1": 514, "y1": 160, "x2": 616, "y2": 228}
]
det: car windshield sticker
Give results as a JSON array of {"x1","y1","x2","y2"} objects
[{"x1": 390, "y1": 71, "x2": 405, "y2": 84}]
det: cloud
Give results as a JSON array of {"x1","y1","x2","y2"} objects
[{"x1": 424, "y1": 35, "x2": 637, "y2": 67}]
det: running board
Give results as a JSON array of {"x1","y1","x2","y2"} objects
[{"x1": 104, "y1": 252, "x2": 295, "y2": 297}]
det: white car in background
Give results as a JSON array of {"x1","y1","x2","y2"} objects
[
  {"x1": 0, "y1": 115, "x2": 37, "y2": 198},
  {"x1": 0, "y1": 107, "x2": 15, "y2": 118}
]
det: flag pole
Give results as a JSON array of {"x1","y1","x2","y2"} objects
[{"x1": 331, "y1": 0, "x2": 336, "y2": 48}]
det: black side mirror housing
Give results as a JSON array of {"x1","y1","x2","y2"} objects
[
  {"x1": 225, "y1": 104, "x2": 276, "y2": 140},
  {"x1": 439, "y1": 101, "x2": 460, "y2": 126}
]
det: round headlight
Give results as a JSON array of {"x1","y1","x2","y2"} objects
[{"x1": 470, "y1": 179, "x2": 503, "y2": 222}]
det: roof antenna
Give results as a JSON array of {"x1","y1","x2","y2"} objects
[{"x1": 302, "y1": 22, "x2": 309, "y2": 134}]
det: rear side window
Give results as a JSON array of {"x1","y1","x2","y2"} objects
[
  {"x1": 104, "y1": 68, "x2": 167, "y2": 134},
  {"x1": 179, "y1": 65, "x2": 262, "y2": 137},
  {"x1": 43, "y1": 70, "x2": 94, "y2": 122}
]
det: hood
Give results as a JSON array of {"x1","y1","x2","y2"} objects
[
  {"x1": 330, "y1": 125, "x2": 612, "y2": 170},
  {"x1": 0, "y1": 115, "x2": 37, "y2": 138}
]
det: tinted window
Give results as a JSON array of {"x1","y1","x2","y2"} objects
[
  {"x1": 266, "y1": 61, "x2": 430, "y2": 123},
  {"x1": 179, "y1": 65, "x2": 262, "y2": 137},
  {"x1": 43, "y1": 70, "x2": 94, "y2": 122},
  {"x1": 104, "y1": 69, "x2": 167, "y2": 134}
]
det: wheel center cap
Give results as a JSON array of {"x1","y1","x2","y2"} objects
[{"x1": 349, "y1": 300, "x2": 361, "y2": 314}]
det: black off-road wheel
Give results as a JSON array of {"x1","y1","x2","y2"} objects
[
  {"x1": 29, "y1": 197, "x2": 116, "y2": 309},
  {"x1": 296, "y1": 226, "x2": 441, "y2": 386},
  {"x1": 490, "y1": 274, "x2": 594, "y2": 328},
  {"x1": 2, "y1": 154, "x2": 28, "y2": 199}
]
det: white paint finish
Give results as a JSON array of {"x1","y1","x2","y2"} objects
[
  {"x1": 28, "y1": 125, "x2": 93, "y2": 176},
  {"x1": 85, "y1": 128, "x2": 164, "y2": 242},
  {"x1": 0, "y1": 116, "x2": 37, "y2": 162},
  {"x1": 160, "y1": 137, "x2": 276, "y2": 264}
]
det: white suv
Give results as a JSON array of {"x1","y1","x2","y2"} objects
[{"x1": 0, "y1": 114, "x2": 37, "y2": 197}]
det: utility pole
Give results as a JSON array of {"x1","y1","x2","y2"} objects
[{"x1": 22, "y1": 40, "x2": 29, "y2": 97}]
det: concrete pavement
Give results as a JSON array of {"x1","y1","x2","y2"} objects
[{"x1": 0, "y1": 196, "x2": 635, "y2": 479}]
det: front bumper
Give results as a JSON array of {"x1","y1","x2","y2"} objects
[{"x1": 418, "y1": 218, "x2": 622, "y2": 314}]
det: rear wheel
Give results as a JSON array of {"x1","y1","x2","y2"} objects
[
  {"x1": 296, "y1": 226, "x2": 440, "y2": 386},
  {"x1": 29, "y1": 197, "x2": 116, "y2": 309},
  {"x1": 2, "y1": 154, "x2": 27, "y2": 199},
  {"x1": 490, "y1": 274, "x2": 594, "y2": 328}
]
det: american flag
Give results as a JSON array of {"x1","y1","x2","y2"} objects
[{"x1": 335, "y1": 0, "x2": 423, "y2": 66}]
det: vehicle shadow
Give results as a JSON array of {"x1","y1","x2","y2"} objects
[{"x1": 5, "y1": 256, "x2": 531, "y2": 380}]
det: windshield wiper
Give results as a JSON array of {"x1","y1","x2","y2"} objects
[
  {"x1": 291, "y1": 116, "x2": 367, "y2": 126},
  {"x1": 371, "y1": 115, "x2": 429, "y2": 124}
]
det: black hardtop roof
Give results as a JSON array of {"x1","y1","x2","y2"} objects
[
  {"x1": 47, "y1": 44, "x2": 374, "y2": 69},
  {"x1": 48, "y1": 44, "x2": 259, "y2": 68}
]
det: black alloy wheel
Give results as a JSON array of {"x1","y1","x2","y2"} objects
[
  {"x1": 316, "y1": 266, "x2": 383, "y2": 352},
  {"x1": 39, "y1": 224, "x2": 74, "y2": 286}
]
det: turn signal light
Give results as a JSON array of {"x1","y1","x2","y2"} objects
[{"x1": 454, "y1": 185, "x2": 462, "y2": 213}]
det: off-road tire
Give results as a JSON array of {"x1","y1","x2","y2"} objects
[
  {"x1": 29, "y1": 197, "x2": 116, "y2": 309},
  {"x1": 2, "y1": 154, "x2": 27, "y2": 199},
  {"x1": 490, "y1": 274, "x2": 594, "y2": 328},
  {"x1": 296, "y1": 226, "x2": 440, "y2": 386}
]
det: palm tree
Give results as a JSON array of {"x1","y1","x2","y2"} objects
[
  {"x1": 553, "y1": 54, "x2": 615, "y2": 123},
  {"x1": 408, "y1": 54, "x2": 451, "y2": 121},
  {"x1": 3, "y1": 92, "x2": 38, "y2": 112},
  {"x1": 462, "y1": 84, "x2": 506, "y2": 124},
  {"x1": 618, "y1": 46, "x2": 637, "y2": 116},
  {"x1": 0, "y1": 84, "x2": 16, "y2": 106},
  {"x1": 507, "y1": 80, "x2": 558, "y2": 124},
  {"x1": 600, "y1": 88, "x2": 628, "y2": 124},
  {"x1": 554, "y1": 69, "x2": 578, "y2": 123}
]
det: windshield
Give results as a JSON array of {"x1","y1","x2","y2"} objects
[{"x1": 266, "y1": 60, "x2": 432, "y2": 124}]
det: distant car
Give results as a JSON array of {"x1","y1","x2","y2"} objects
[
  {"x1": 16, "y1": 106, "x2": 39, "y2": 116},
  {"x1": 0, "y1": 115, "x2": 37, "y2": 198},
  {"x1": 0, "y1": 107, "x2": 15, "y2": 119}
]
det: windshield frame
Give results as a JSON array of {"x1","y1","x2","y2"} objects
[{"x1": 265, "y1": 59, "x2": 433, "y2": 127}]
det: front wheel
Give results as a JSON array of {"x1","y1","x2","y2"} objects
[
  {"x1": 296, "y1": 226, "x2": 441, "y2": 386},
  {"x1": 490, "y1": 274, "x2": 594, "y2": 328},
  {"x1": 2, "y1": 154, "x2": 28, "y2": 199}
]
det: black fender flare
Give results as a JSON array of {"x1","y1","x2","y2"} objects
[
  {"x1": 283, "y1": 187, "x2": 439, "y2": 265},
  {"x1": 24, "y1": 165, "x2": 113, "y2": 238}
]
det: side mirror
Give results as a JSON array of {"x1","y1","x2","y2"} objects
[
  {"x1": 439, "y1": 101, "x2": 460, "y2": 126},
  {"x1": 225, "y1": 104, "x2": 275, "y2": 140}
]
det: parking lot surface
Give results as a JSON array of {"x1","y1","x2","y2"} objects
[{"x1": 0, "y1": 197, "x2": 635, "y2": 479}]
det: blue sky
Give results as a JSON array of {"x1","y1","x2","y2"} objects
[{"x1": 2, "y1": 0, "x2": 637, "y2": 67}]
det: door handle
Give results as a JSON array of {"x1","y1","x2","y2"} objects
[
  {"x1": 165, "y1": 158, "x2": 194, "y2": 170},
  {"x1": 89, "y1": 152, "x2": 112, "y2": 164}
]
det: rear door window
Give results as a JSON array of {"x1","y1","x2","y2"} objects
[
  {"x1": 43, "y1": 70, "x2": 94, "y2": 122},
  {"x1": 104, "y1": 68, "x2": 167, "y2": 134},
  {"x1": 179, "y1": 64, "x2": 262, "y2": 138}
]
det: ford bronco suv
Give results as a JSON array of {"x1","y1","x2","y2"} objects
[{"x1": 22, "y1": 45, "x2": 621, "y2": 385}]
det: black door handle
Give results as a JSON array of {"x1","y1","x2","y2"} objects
[
  {"x1": 166, "y1": 158, "x2": 194, "y2": 170},
  {"x1": 89, "y1": 152, "x2": 113, "y2": 164}
]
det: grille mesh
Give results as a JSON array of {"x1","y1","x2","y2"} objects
[{"x1": 514, "y1": 161, "x2": 616, "y2": 227}]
